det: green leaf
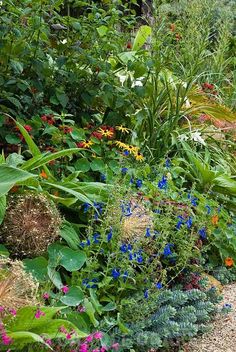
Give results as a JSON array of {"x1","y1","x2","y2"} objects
[
  {"x1": 60, "y1": 247, "x2": 86, "y2": 271},
  {"x1": 83, "y1": 298, "x2": 99, "y2": 327},
  {"x1": 133, "y1": 25, "x2": 151, "y2": 51},
  {"x1": 97, "y1": 25, "x2": 108, "y2": 37},
  {"x1": 10, "y1": 60, "x2": 24, "y2": 74},
  {"x1": 23, "y1": 257, "x2": 49, "y2": 283},
  {"x1": 22, "y1": 148, "x2": 85, "y2": 171},
  {"x1": 75, "y1": 158, "x2": 91, "y2": 172},
  {"x1": 0, "y1": 164, "x2": 36, "y2": 196},
  {"x1": 43, "y1": 181, "x2": 93, "y2": 204},
  {"x1": 47, "y1": 266, "x2": 63, "y2": 289},
  {"x1": 60, "y1": 286, "x2": 84, "y2": 306},
  {"x1": 60, "y1": 221, "x2": 80, "y2": 250},
  {"x1": 5, "y1": 134, "x2": 22, "y2": 144},
  {"x1": 32, "y1": 318, "x2": 87, "y2": 338},
  {"x1": 0, "y1": 244, "x2": 9, "y2": 256},
  {"x1": 8, "y1": 331, "x2": 50, "y2": 350},
  {"x1": 56, "y1": 90, "x2": 69, "y2": 108},
  {"x1": 90, "y1": 159, "x2": 105, "y2": 172},
  {"x1": 8, "y1": 96, "x2": 22, "y2": 109},
  {"x1": 0, "y1": 195, "x2": 6, "y2": 225}
]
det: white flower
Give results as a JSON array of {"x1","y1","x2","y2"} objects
[
  {"x1": 190, "y1": 131, "x2": 206, "y2": 145},
  {"x1": 178, "y1": 134, "x2": 189, "y2": 142}
]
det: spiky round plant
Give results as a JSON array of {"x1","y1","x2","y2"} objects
[
  {"x1": 0, "y1": 257, "x2": 38, "y2": 312},
  {"x1": 0, "y1": 193, "x2": 61, "y2": 257},
  {"x1": 120, "y1": 200, "x2": 153, "y2": 243}
]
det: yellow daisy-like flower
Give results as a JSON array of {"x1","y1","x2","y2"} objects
[
  {"x1": 126, "y1": 145, "x2": 139, "y2": 154},
  {"x1": 97, "y1": 128, "x2": 114, "y2": 138},
  {"x1": 116, "y1": 125, "x2": 131, "y2": 134},
  {"x1": 114, "y1": 140, "x2": 127, "y2": 148},
  {"x1": 79, "y1": 140, "x2": 93, "y2": 148},
  {"x1": 135, "y1": 152, "x2": 144, "y2": 161}
]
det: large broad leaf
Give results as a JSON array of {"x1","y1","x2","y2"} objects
[
  {"x1": 133, "y1": 25, "x2": 151, "y2": 51},
  {"x1": 213, "y1": 175, "x2": 236, "y2": 195},
  {"x1": 48, "y1": 244, "x2": 86, "y2": 271},
  {"x1": 32, "y1": 318, "x2": 87, "y2": 338},
  {"x1": 60, "y1": 286, "x2": 84, "y2": 306},
  {"x1": 0, "y1": 164, "x2": 36, "y2": 196},
  {"x1": 23, "y1": 257, "x2": 49, "y2": 283},
  {"x1": 5, "y1": 306, "x2": 64, "y2": 331},
  {"x1": 0, "y1": 195, "x2": 6, "y2": 224}
]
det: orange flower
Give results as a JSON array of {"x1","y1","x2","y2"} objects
[
  {"x1": 39, "y1": 170, "x2": 48, "y2": 179},
  {"x1": 170, "y1": 23, "x2": 176, "y2": 32},
  {"x1": 211, "y1": 214, "x2": 219, "y2": 226},
  {"x1": 225, "y1": 257, "x2": 234, "y2": 267}
]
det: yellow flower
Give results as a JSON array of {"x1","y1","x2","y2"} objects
[
  {"x1": 114, "y1": 140, "x2": 127, "y2": 148},
  {"x1": 97, "y1": 128, "x2": 114, "y2": 138},
  {"x1": 126, "y1": 145, "x2": 139, "y2": 154},
  {"x1": 135, "y1": 152, "x2": 144, "y2": 161},
  {"x1": 77, "y1": 140, "x2": 93, "y2": 148},
  {"x1": 116, "y1": 125, "x2": 131, "y2": 133}
]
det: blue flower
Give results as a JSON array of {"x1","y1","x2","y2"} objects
[
  {"x1": 100, "y1": 173, "x2": 106, "y2": 182},
  {"x1": 124, "y1": 150, "x2": 129, "y2": 156},
  {"x1": 83, "y1": 203, "x2": 91, "y2": 213},
  {"x1": 111, "y1": 268, "x2": 120, "y2": 279},
  {"x1": 153, "y1": 209, "x2": 161, "y2": 214},
  {"x1": 86, "y1": 239, "x2": 91, "y2": 246},
  {"x1": 130, "y1": 177, "x2": 134, "y2": 184},
  {"x1": 123, "y1": 271, "x2": 128, "y2": 282},
  {"x1": 199, "y1": 227, "x2": 207, "y2": 239},
  {"x1": 176, "y1": 215, "x2": 184, "y2": 230},
  {"x1": 107, "y1": 227, "x2": 113, "y2": 242},
  {"x1": 158, "y1": 176, "x2": 167, "y2": 190},
  {"x1": 136, "y1": 179, "x2": 143, "y2": 188},
  {"x1": 93, "y1": 233, "x2": 100, "y2": 244},
  {"x1": 165, "y1": 159, "x2": 171, "y2": 168},
  {"x1": 186, "y1": 216, "x2": 193, "y2": 229},
  {"x1": 163, "y1": 243, "x2": 174, "y2": 258},
  {"x1": 121, "y1": 167, "x2": 128, "y2": 175},
  {"x1": 156, "y1": 282, "x2": 162, "y2": 289},
  {"x1": 128, "y1": 253, "x2": 133, "y2": 260},
  {"x1": 137, "y1": 255, "x2": 143, "y2": 263},
  {"x1": 93, "y1": 202, "x2": 103, "y2": 219},
  {"x1": 144, "y1": 289, "x2": 149, "y2": 299},
  {"x1": 120, "y1": 244, "x2": 128, "y2": 253},
  {"x1": 127, "y1": 243, "x2": 132, "y2": 251},
  {"x1": 82, "y1": 278, "x2": 89, "y2": 287},
  {"x1": 146, "y1": 227, "x2": 151, "y2": 237},
  {"x1": 191, "y1": 197, "x2": 198, "y2": 206},
  {"x1": 206, "y1": 205, "x2": 211, "y2": 215}
]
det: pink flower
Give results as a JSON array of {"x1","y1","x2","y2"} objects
[
  {"x1": 101, "y1": 347, "x2": 108, "y2": 352},
  {"x1": 2, "y1": 334, "x2": 13, "y2": 345},
  {"x1": 0, "y1": 306, "x2": 4, "y2": 312},
  {"x1": 35, "y1": 309, "x2": 45, "y2": 319},
  {"x1": 66, "y1": 333, "x2": 72, "y2": 340},
  {"x1": 77, "y1": 305, "x2": 86, "y2": 313},
  {"x1": 59, "y1": 326, "x2": 67, "y2": 333},
  {"x1": 79, "y1": 343, "x2": 88, "y2": 352},
  {"x1": 93, "y1": 331, "x2": 103, "y2": 340},
  {"x1": 9, "y1": 308, "x2": 17, "y2": 316},
  {"x1": 111, "y1": 343, "x2": 120, "y2": 351},
  {"x1": 43, "y1": 292, "x2": 50, "y2": 300},
  {"x1": 45, "y1": 339, "x2": 52, "y2": 346},
  {"x1": 92, "y1": 349, "x2": 100, "y2": 352},
  {"x1": 61, "y1": 285, "x2": 69, "y2": 294},
  {"x1": 85, "y1": 334, "x2": 93, "y2": 342}
]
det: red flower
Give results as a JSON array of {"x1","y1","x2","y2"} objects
[
  {"x1": 91, "y1": 130, "x2": 103, "y2": 140},
  {"x1": 24, "y1": 125, "x2": 32, "y2": 132}
]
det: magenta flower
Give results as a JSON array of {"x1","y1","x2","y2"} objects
[
  {"x1": 45, "y1": 338, "x2": 52, "y2": 346},
  {"x1": 61, "y1": 285, "x2": 69, "y2": 294},
  {"x1": 66, "y1": 333, "x2": 72, "y2": 340},
  {"x1": 43, "y1": 292, "x2": 50, "y2": 300},
  {"x1": 93, "y1": 331, "x2": 103, "y2": 340},
  {"x1": 59, "y1": 326, "x2": 67, "y2": 333},
  {"x1": 101, "y1": 347, "x2": 108, "y2": 352},
  {"x1": 9, "y1": 308, "x2": 17, "y2": 316},
  {"x1": 79, "y1": 343, "x2": 88, "y2": 352},
  {"x1": 2, "y1": 334, "x2": 13, "y2": 345},
  {"x1": 86, "y1": 334, "x2": 93, "y2": 342},
  {"x1": 0, "y1": 306, "x2": 4, "y2": 312},
  {"x1": 111, "y1": 343, "x2": 120, "y2": 351},
  {"x1": 35, "y1": 309, "x2": 45, "y2": 319},
  {"x1": 92, "y1": 349, "x2": 100, "y2": 352}
]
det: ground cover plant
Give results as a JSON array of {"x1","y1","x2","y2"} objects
[{"x1": 0, "y1": 0, "x2": 235, "y2": 351}]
